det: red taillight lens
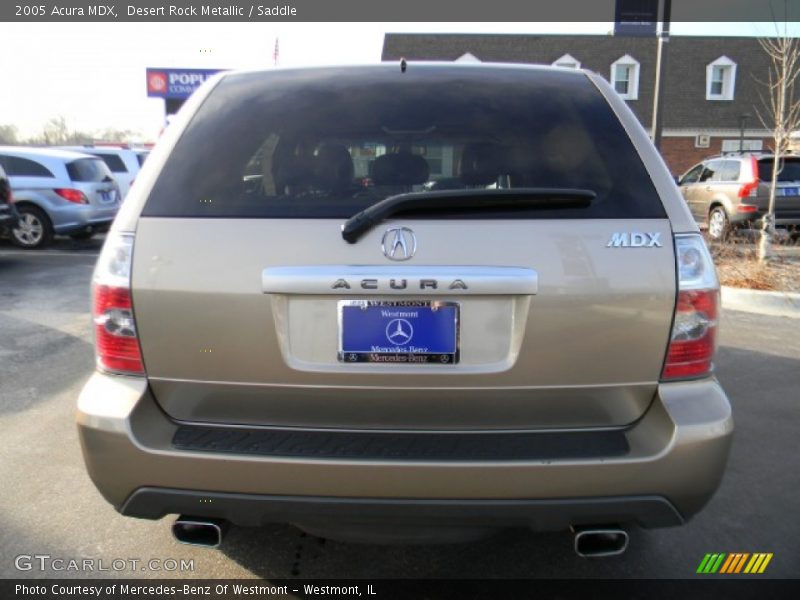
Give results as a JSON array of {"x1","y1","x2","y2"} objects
[
  {"x1": 661, "y1": 235, "x2": 720, "y2": 381},
  {"x1": 737, "y1": 204, "x2": 758, "y2": 213},
  {"x1": 92, "y1": 233, "x2": 144, "y2": 375},
  {"x1": 55, "y1": 188, "x2": 89, "y2": 204},
  {"x1": 93, "y1": 285, "x2": 144, "y2": 374},
  {"x1": 662, "y1": 290, "x2": 718, "y2": 379},
  {"x1": 738, "y1": 180, "x2": 759, "y2": 198}
]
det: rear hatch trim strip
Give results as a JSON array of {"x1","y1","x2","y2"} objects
[{"x1": 262, "y1": 265, "x2": 538, "y2": 295}]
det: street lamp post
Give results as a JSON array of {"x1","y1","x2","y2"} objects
[
  {"x1": 651, "y1": 0, "x2": 672, "y2": 150},
  {"x1": 739, "y1": 113, "x2": 751, "y2": 153}
]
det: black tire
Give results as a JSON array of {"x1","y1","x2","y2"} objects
[
  {"x1": 11, "y1": 205, "x2": 54, "y2": 249},
  {"x1": 707, "y1": 206, "x2": 730, "y2": 241},
  {"x1": 69, "y1": 231, "x2": 95, "y2": 241}
]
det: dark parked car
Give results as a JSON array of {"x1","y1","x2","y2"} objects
[{"x1": 0, "y1": 163, "x2": 20, "y2": 233}]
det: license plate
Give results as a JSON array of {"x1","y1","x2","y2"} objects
[
  {"x1": 99, "y1": 190, "x2": 116, "y2": 203},
  {"x1": 338, "y1": 300, "x2": 459, "y2": 364},
  {"x1": 778, "y1": 187, "x2": 799, "y2": 197}
]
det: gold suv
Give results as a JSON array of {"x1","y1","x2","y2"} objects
[{"x1": 78, "y1": 64, "x2": 732, "y2": 555}]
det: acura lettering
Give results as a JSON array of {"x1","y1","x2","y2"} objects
[{"x1": 331, "y1": 278, "x2": 468, "y2": 291}]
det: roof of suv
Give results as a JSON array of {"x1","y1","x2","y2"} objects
[
  {"x1": 0, "y1": 146, "x2": 98, "y2": 161},
  {"x1": 60, "y1": 145, "x2": 139, "y2": 157},
  {"x1": 704, "y1": 152, "x2": 797, "y2": 161}
]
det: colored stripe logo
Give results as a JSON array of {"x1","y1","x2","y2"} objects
[{"x1": 697, "y1": 553, "x2": 773, "y2": 574}]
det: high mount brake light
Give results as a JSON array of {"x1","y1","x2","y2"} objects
[
  {"x1": 661, "y1": 235, "x2": 720, "y2": 381},
  {"x1": 92, "y1": 233, "x2": 144, "y2": 375}
]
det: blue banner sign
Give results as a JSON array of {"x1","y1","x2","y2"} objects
[
  {"x1": 146, "y1": 68, "x2": 225, "y2": 99},
  {"x1": 614, "y1": 0, "x2": 659, "y2": 36}
]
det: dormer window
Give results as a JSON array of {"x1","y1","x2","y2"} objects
[
  {"x1": 610, "y1": 55, "x2": 640, "y2": 100},
  {"x1": 552, "y1": 54, "x2": 581, "y2": 69},
  {"x1": 455, "y1": 52, "x2": 481, "y2": 63},
  {"x1": 706, "y1": 56, "x2": 737, "y2": 101}
]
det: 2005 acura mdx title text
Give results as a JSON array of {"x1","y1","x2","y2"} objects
[{"x1": 77, "y1": 63, "x2": 732, "y2": 555}]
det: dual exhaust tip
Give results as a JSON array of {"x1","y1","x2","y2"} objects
[
  {"x1": 172, "y1": 516, "x2": 229, "y2": 548},
  {"x1": 171, "y1": 516, "x2": 628, "y2": 557},
  {"x1": 572, "y1": 525, "x2": 629, "y2": 558}
]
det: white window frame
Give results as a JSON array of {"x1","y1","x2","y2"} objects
[
  {"x1": 610, "y1": 55, "x2": 640, "y2": 100},
  {"x1": 706, "y1": 56, "x2": 737, "y2": 101},
  {"x1": 552, "y1": 53, "x2": 581, "y2": 69}
]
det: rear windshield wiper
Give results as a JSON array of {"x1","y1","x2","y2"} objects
[{"x1": 341, "y1": 188, "x2": 596, "y2": 243}]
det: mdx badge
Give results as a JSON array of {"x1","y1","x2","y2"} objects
[
  {"x1": 382, "y1": 227, "x2": 417, "y2": 261},
  {"x1": 607, "y1": 232, "x2": 663, "y2": 248}
]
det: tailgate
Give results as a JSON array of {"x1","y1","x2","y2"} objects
[{"x1": 132, "y1": 217, "x2": 675, "y2": 429}]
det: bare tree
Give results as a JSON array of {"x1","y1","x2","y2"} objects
[
  {"x1": 0, "y1": 124, "x2": 18, "y2": 144},
  {"x1": 42, "y1": 115, "x2": 70, "y2": 145},
  {"x1": 38, "y1": 115, "x2": 94, "y2": 145},
  {"x1": 756, "y1": 17, "x2": 800, "y2": 262}
]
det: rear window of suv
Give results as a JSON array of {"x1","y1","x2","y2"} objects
[
  {"x1": 143, "y1": 66, "x2": 665, "y2": 220},
  {"x1": 758, "y1": 157, "x2": 800, "y2": 182},
  {"x1": 92, "y1": 153, "x2": 128, "y2": 173},
  {"x1": 67, "y1": 158, "x2": 113, "y2": 182}
]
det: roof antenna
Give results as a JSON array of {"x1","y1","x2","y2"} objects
[{"x1": 400, "y1": 58, "x2": 407, "y2": 73}]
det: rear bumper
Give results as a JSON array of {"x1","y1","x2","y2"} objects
[
  {"x1": 730, "y1": 212, "x2": 800, "y2": 230},
  {"x1": 49, "y1": 203, "x2": 118, "y2": 234},
  {"x1": 122, "y1": 488, "x2": 683, "y2": 530},
  {"x1": 77, "y1": 373, "x2": 733, "y2": 529}
]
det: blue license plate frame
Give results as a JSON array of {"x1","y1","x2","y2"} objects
[{"x1": 338, "y1": 300, "x2": 460, "y2": 364}]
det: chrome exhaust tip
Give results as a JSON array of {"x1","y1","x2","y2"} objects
[
  {"x1": 572, "y1": 526, "x2": 629, "y2": 558},
  {"x1": 172, "y1": 516, "x2": 228, "y2": 548}
]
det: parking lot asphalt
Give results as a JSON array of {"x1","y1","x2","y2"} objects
[{"x1": 0, "y1": 236, "x2": 798, "y2": 580}]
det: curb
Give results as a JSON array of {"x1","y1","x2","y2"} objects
[{"x1": 721, "y1": 286, "x2": 800, "y2": 319}]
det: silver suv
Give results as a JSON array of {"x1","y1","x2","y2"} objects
[
  {"x1": 58, "y1": 145, "x2": 142, "y2": 198},
  {"x1": 77, "y1": 64, "x2": 732, "y2": 554},
  {"x1": 0, "y1": 147, "x2": 121, "y2": 248},
  {"x1": 678, "y1": 153, "x2": 800, "y2": 240}
]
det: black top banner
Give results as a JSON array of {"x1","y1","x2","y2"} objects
[{"x1": 1, "y1": 0, "x2": 794, "y2": 22}]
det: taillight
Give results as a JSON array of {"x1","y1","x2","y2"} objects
[
  {"x1": 737, "y1": 180, "x2": 759, "y2": 198},
  {"x1": 92, "y1": 233, "x2": 144, "y2": 375},
  {"x1": 737, "y1": 204, "x2": 758, "y2": 213},
  {"x1": 738, "y1": 156, "x2": 759, "y2": 198},
  {"x1": 55, "y1": 188, "x2": 89, "y2": 204},
  {"x1": 661, "y1": 234, "x2": 720, "y2": 381}
]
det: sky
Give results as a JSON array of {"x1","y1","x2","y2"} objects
[{"x1": 1, "y1": 21, "x2": 797, "y2": 142}]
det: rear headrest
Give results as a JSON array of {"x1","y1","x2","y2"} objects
[
  {"x1": 313, "y1": 144, "x2": 354, "y2": 192},
  {"x1": 371, "y1": 154, "x2": 429, "y2": 186},
  {"x1": 459, "y1": 144, "x2": 503, "y2": 186},
  {"x1": 272, "y1": 153, "x2": 314, "y2": 193}
]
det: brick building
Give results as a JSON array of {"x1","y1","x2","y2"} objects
[{"x1": 381, "y1": 34, "x2": 778, "y2": 175}]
